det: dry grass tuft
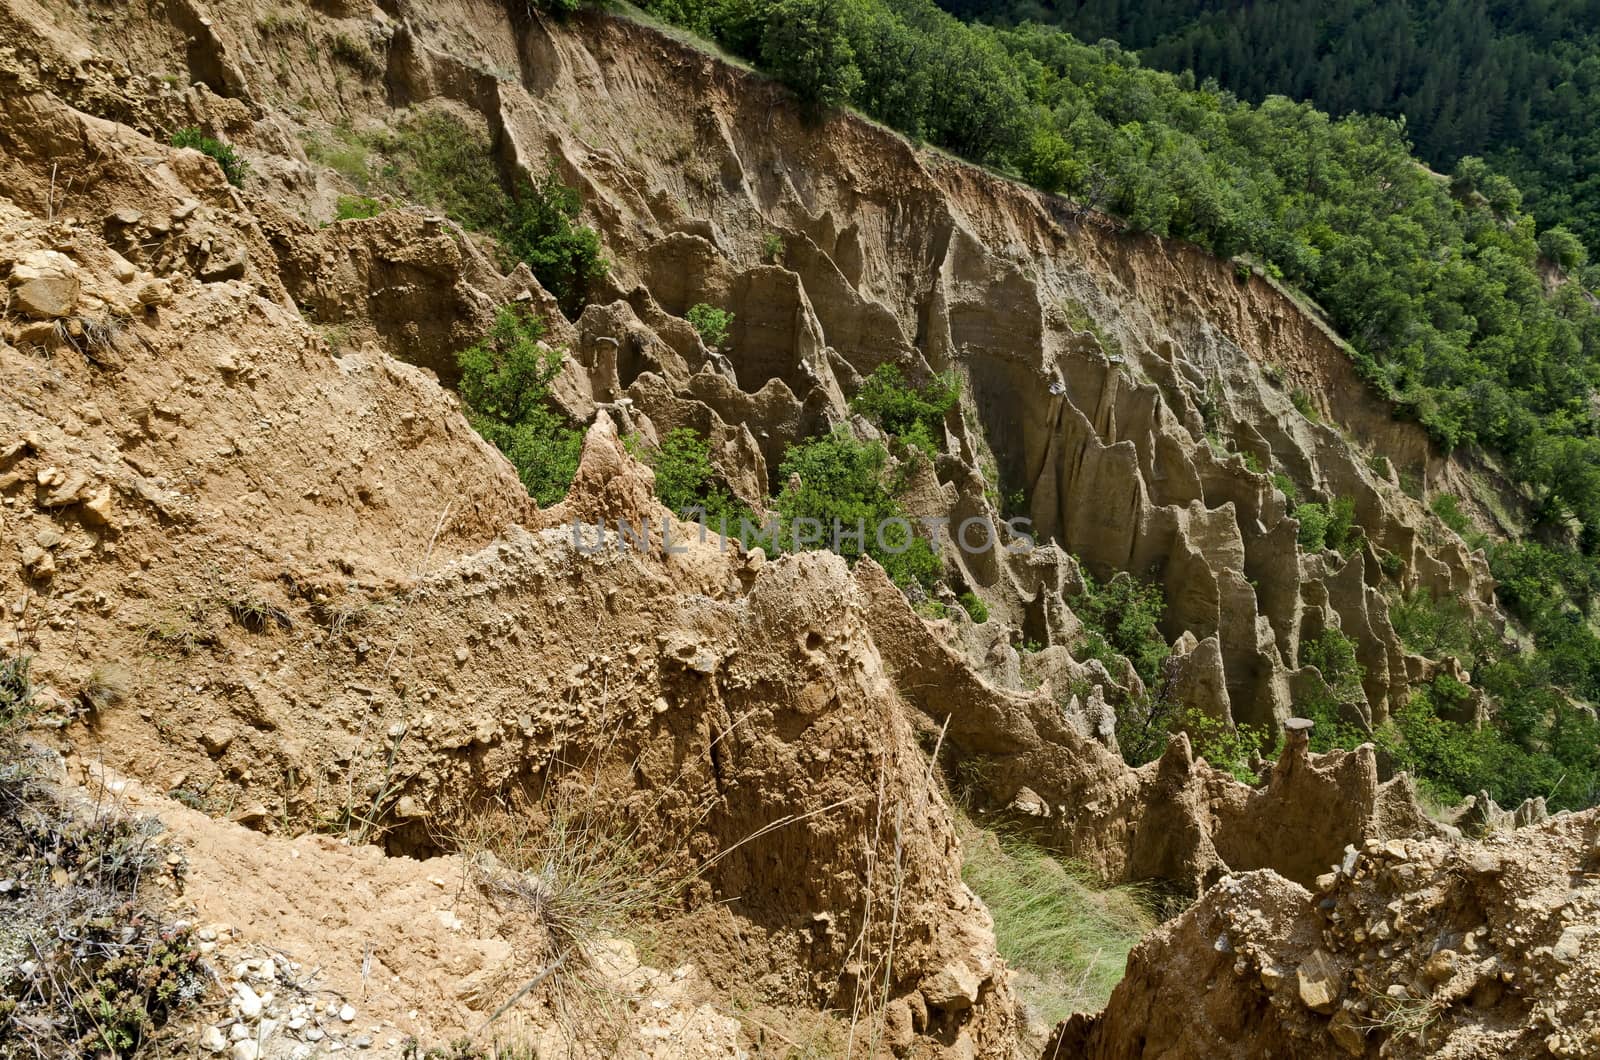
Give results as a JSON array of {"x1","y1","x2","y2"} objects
[{"x1": 957, "y1": 815, "x2": 1152, "y2": 1027}]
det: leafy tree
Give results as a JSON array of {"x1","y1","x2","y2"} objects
[
  {"x1": 1069, "y1": 568, "x2": 1169, "y2": 687},
  {"x1": 456, "y1": 308, "x2": 582, "y2": 506},
  {"x1": 759, "y1": 0, "x2": 864, "y2": 113},
  {"x1": 500, "y1": 164, "x2": 609, "y2": 317},
  {"x1": 1539, "y1": 226, "x2": 1588, "y2": 272}
]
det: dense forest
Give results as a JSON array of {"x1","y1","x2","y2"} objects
[
  {"x1": 616, "y1": 0, "x2": 1600, "y2": 807},
  {"x1": 936, "y1": 0, "x2": 1600, "y2": 260}
]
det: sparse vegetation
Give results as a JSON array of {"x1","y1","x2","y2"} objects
[
  {"x1": 170, "y1": 127, "x2": 248, "y2": 186},
  {"x1": 457, "y1": 307, "x2": 582, "y2": 506},
  {"x1": 958, "y1": 818, "x2": 1151, "y2": 1024},
  {"x1": 328, "y1": 30, "x2": 380, "y2": 76},
  {"x1": 0, "y1": 651, "x2": 207, "y2": 1059},
  {"x1": 335, "y1": 194, "x2": 384, "y2": 221},
  {"x1": 1430, "y1": 492, "x2": 1471, "y2": 536},
  {"x1": 761, "y1": 231, "x2": 785, "y2": 264},
  {"x1": 685, "y1": 303, "x2": 733, "y2": 348}
]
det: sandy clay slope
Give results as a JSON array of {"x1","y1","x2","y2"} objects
[{"x1": 0, "y1": 0, "x2": 1596, "y2": 1057}]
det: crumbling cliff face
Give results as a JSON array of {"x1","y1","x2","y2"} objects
[
  {"x1": 1049, "y1": 805, "x2": 1600, "y2": 1059},
  {"x1": 0, "y1": 0, "x2": 1581, "y2": 1056}
]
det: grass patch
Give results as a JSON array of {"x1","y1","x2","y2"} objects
[{"x1": 958, "y1": 817, "x2": 1150, "y2": 1024}]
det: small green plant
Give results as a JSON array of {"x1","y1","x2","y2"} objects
[
  {"x1": 957, "y1": 591, "x2": 989, "y2": 624},
  {"x1": 170, "y1": 127, "x2": 248, "y2": 186},
  {"x1": 1366, "y1": 453, "x2": 1393, "y2": 479},
  {"x1": 1240, "y1": 451, "x2": 1265, "y2": 474},
  {"x1": 761, "y1": 231, "x2": 785, "y2": 264},
  {"x1": 335, "y1": 194, "x2": 384, "y2": 221},
  {"x1": 685, "y1": 303, "x2": 733, "y2": 348},
  {"x1": 1290, "y1": 388, "x2": 1318, "y2": 421},
  {"x1": 916, "y1": 599, "x2": 950, "y2": 620},
  {"x1": 1271, "y1": 472, "x2": 1298, "y2": 502},
  {"x1": 456, "y1": 308, "x2": 582, "y2": 506},
  {"x1": 1379, "y1": 548, "x2": 1404, "y2": 576}
]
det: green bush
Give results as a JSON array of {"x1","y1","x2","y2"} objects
[
  {"x1": 1325, "y1": 496, "x2": 1360, "y2": 556},
  {"x1": 775, "y1": 427, "x2": 941, "y2": 589},
  {"x1": 1070, "y1": 568, "x2": 1169, "y2": 687},
  {"x1": 957, "y1": 591, "x2": 989, "y2": 623},
  {"x1": 1294, "y1": 502, "x2": 1330, "y2": 551},
  {"x1": 1182, "y1": 708, "x2": 1268, "y2": 783},
  {"x1": 643, "y1": 427, "x2": 754, "y2": 530},
  {"x1": 499, "y1": 164, "x2": 610, "y2": 317},
  {"x1": 685, "y1": 303, "x2": 733, "y2": 347},
  {"x1": 1297, "y1": 628, "x2": 1368, "y2": 751},
  {"x1": 170, "y1": 127, "x2": 248, "y2": 186},
  {"x1": 1430, "y1": 492, "x2": 1471, "y2": 535},
  {"x1": 456, "y1": 308, "x2": 581, "y2": 506},
  {"x1": 849, "y1": 363, "x2": 960, "y2": 459},
  {"x1": 335, "y1": 194, "x2": 384, "y2": 220},
  {"x1": 1271, "y1": 472, "x2": 1298, "y2": 502}
]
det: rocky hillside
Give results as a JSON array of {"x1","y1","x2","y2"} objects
[{"x1": 0, "y1": 0, "x2": 1594, "y2": 1057}]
